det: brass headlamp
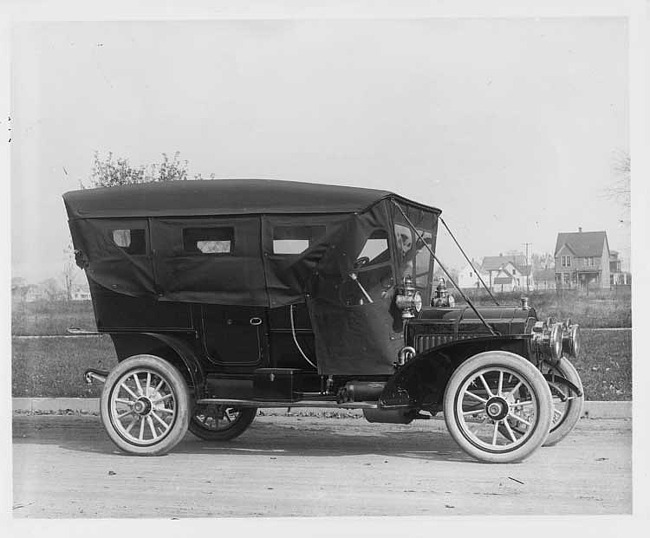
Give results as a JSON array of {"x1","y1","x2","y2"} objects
[
  {"x1": 395, "y1": 275, "x2": 423, "y2": 319},
  {"x1": 531, "y1": 317, "x2": 580, "y2": 364},
  {"x1": 562, "y1": 319, "x2": 581, "y2": 358}
]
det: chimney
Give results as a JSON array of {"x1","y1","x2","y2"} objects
[{"x1": 578, "y1": 227, "x2": 582, "y2": 233}]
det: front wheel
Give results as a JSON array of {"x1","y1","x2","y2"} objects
[
  {"x1": 443, "y1": 351, "x2": 552, "y2": 463},
  {"x1": 100, "y1": 354, "x2": 190, "y2": 456},
  {"x1": 189, "y1": 405, "x2": 257, "y2": 441},
  {"x1": 506, "y1": 358, "x2": 584, "y2": 446}
]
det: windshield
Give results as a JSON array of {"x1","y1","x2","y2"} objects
[
  {"x1": 395, "y1": 224, "x2": 434, "y2": 285},
  {"x1": 391, "y1": 205, "x2": 438, "y2": 305}
]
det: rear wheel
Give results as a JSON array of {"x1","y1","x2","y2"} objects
[
  {"x1": 100, "y1": 354, "x2": 190, "y2": 456},
  {"x1": 443, "y1": 351, "x2": 552, "y2": 463},
  {"x1": 189, "y1": 405, "x2": 257, "y2": 441}
]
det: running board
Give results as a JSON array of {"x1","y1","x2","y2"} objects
[{"x1": 195, "y1": 398, "x2": 379, "y2": 409}]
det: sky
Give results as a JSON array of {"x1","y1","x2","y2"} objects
[{"x1": 10, "y1": 16, "x2": 630, "y2": 284}]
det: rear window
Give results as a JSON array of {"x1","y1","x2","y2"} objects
[
  {"x1": 272, "y1": 225, "x2": 326, "y2": 255},
  {"x1": 111, "y1": 229, "x2": 146, "y2": 255},
  {"x1": 183, "y1": 227, "x2": 234, "y2": 254}
]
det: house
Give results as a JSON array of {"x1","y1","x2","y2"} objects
[
  {"x1": 457, "y1": 260, "x2": 489, "y2": 289},
  {"x1": 71, "y1": 284, "x2": 91, "y2": 301},
  {"x1": 554, "y1": 228, "x2": 610, "y2": 289},
  {"x1": 24, "y1": 286, "x2": 48, "y2": 302},
  {"x1": 481, "y1": 254, "x2": 534, "y2": 292},
  {"x1": 609, "y1": 251, "x2": 631, "y2": 286}
]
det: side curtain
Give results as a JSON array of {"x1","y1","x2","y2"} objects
[
  {"x1": 150, "y1": 216, "x2": 269, "y2": 306},
  {"x1": 69, "y1": 218, "x2": 157, "y2": 298},
  {"x1": 260, "y1": 214, "x2": 349, "y2": 308},
  {"x1": 305, "y1": 201, "x2": 403, "y2": 375}
]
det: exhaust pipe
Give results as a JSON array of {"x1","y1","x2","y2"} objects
[{"x1": 336, "y1": 381, "x2": 386, "y2": 404}]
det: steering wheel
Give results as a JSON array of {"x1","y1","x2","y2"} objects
[{"x1": 353, "y1": 256, "x2": 370, "y2": 270}]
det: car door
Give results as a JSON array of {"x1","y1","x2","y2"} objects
[
  {"x1": 200, "y1": 304, "x2": 266, "y2": 366},
  {"x1": 150, "y1": 216, "x2": 268, "y2": 367}
]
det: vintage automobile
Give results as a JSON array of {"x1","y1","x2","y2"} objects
[{"x1": 63, "y1": 179, "x2": 583, "y2": 463}]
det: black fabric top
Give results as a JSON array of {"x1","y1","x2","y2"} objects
[
  {"x1": 63, "y1": 179, "x2": 439, "y2": 219},
  {"x1": 65, "y1": 183, "x2": 441, "y2": 373}
]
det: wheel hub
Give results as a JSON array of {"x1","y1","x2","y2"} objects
[
  {"x1": 133, "y1": 397, "x2": 153, "y2": 416},
  {"x1": 485, "y1": 397, "x2": 509, "y2": 421}
]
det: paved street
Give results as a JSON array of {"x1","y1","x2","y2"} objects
[{"x1": 12, "y1": 413, "x2": 631, "y2": 518}]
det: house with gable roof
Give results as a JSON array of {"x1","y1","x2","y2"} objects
[
  {"x1": 481, "y1": 254, "x2": 533, "y2": 292},
  {"x1": 554, "y1": 228, "x2": 610, "y2": 289},
  {"x1": 609, "y1": 250, "x2": 631, "y2": 286},
  {"x1": 457, "y1": 259, "x2": 489, "y2": 289}
]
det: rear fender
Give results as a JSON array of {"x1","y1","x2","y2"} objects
[
  {"x1": 110, "y1": 333, "x2": 205, "y2": 391},
  {"x1": 379, "y1": 336, "x2": 530, "y2": 410}
]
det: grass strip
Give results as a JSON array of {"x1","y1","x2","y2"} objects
[{"x1": 11, "y1": 330, "x2": 631, "y2": 400}]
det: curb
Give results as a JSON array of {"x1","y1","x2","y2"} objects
[
  {"x1": 11, "y1": 398, "x2": 633, "y2": 419},
  {"x1": 580, "y1": 400, "x2": 632, "y2": 420},
  {"x1": 13, "y1": 398, "x2": 101, "y2": 414}
]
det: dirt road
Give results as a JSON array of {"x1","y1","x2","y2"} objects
[{"x1": 12, "y1": 413, "x2": 631, "y2": 518}]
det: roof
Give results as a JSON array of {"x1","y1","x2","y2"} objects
[
  {"x1": 481, "y1": 255, "x2": 528, "y2": 272},
  {"x1": 554, "y1": 231, "x2": 608, "y2": 257},
  {"x1": 63, "y1": 179, "x2": 441, "y2": 219}
]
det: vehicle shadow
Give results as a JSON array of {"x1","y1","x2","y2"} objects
[
  {"x1": 173, "y1": 424, "x2": 473, "y2": 463},
  {"x1": 12, "y1": 415, "x2": 473, "y2": 463}
]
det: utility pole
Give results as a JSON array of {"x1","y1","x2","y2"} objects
[{"x1": 523, "y1": 242, "x2": 532, "y2": 292}]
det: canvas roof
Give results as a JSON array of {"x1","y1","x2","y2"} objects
[
  {"x1": 554, "y1": 231, "x2": 608, "y2": 257},
  {"x1": 63, "y1": 179, "x2": 440, "y2": 219}
]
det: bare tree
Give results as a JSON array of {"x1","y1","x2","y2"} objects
[
  {"x1": 608, "y1": 150, "x2": 631, "y2": 213},
  {"x1": 40, "y1": 278, "x2": 65, "y2": 301},
  {"x1": 11, "y1": 277, "x2": 32, "y2": 305},
  {"x1": 63, "y1": 243, "x2": 79, "y2": 301}
]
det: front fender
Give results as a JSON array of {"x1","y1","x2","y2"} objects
[{"x1": 379, "y1": 335, "x2": 531, "y2": 410}]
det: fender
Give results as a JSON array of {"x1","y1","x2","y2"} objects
[
  {"x1": 543, "y1": 373, "x2": 583, "y2": 398},
  {"x1": 379, "y1": 335, "x2": 532, "y2": 410},
  {"x1": 110, "y1": 332, "x2": 206, "y2": 391}
]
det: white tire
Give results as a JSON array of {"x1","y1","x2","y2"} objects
[
  {"x1": 100, "y1": 354, "x2": 190, "y2": 456},
  {"x1": 443, "y1": 351, "x2": 552, "y2": 463}
]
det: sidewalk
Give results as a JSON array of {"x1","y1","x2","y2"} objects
[{"x1": 12, "y1": 397, "x2": 633, "y2": 419}]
